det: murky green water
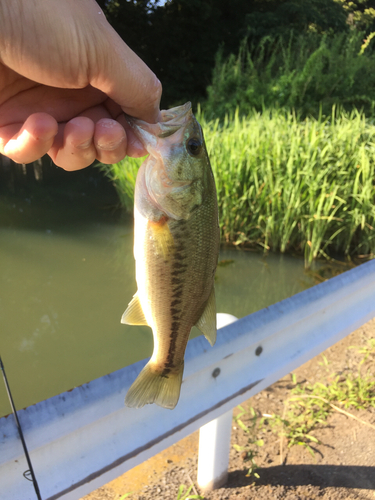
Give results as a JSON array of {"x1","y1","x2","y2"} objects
[{"x1": 0, "y1": 175, "x2": 318, "y2": 417}]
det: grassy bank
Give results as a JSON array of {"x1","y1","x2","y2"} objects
[{"x1": 99, "y1": 107, "x2": 375, "y2": 266}]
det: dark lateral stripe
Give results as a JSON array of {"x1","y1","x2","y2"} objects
[
  {"x1": 164, "y1": 316, "x2": 181, "y2": 369},
  {"x1": 171, "y1": 277, "x2": 183, "y2": 285},
  {"x1": 171, "y1": 299, "x2": 182, "y2": 307},
  {"x1": 171, "y1": 269, "x2": 186, "y2": 277},
  {"x1": 174, "y1": 233, "x2": 185, "y2": 240},
  {"x1": 166, "y1": 234, "x2": 187, "y2": 366},
  {"x1": 172, "y1": 289, "x2": 184, "y2": 299},
  {"x1": 165, "y1": 329, "x2": 179, "y2": 368},
  {"x1": 174, "y1": 253, "x2": 186, "y2": 261},
  {"x1": 175, "y1": 219, "x2": 187, "y2": 227},
  {"x1": 173, "y1": 261, "x2": 188, "y2": 270}
]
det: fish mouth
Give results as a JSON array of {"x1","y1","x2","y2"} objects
[
  {"x1": 125, "y1": 102, "x2": 193, "y2": 150},
  {"x1": 127, "y1": 102, "x2": 198, "y2": 220}
]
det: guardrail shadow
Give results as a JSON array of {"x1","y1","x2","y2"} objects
[{"x1": 227, "y1": 465, "x2": 375, "y2": 490}]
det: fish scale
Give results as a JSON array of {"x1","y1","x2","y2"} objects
[{"x1": 122, "y1": 103, "x2": 219, "y2": 409}]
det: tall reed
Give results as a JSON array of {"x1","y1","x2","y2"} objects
[{"x1": 98, "y1": 107, "x2": 375, "y2": 266}]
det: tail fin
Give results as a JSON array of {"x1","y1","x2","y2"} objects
[{"x1": 125, "y1": 362, "x2": 184, "y2": 410}]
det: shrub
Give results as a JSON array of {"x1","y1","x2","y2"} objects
[{"x1": 205, "y1": 31, "x2": 375, "y2": 119}]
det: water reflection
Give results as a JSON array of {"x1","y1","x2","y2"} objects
[
  {"x1": 215, "y1": 248, "x2": 311, "y2": 318},
  {"x1": 0, "y1": 185, "x2": 318, "y2": 417}
]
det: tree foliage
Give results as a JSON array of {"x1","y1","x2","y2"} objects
[
  {"x1": 244, "y1": 0, "x2": 348, "y2": 39},
  {"x1": 97, "y1": 1, "x2": 375, "y2": 108},
  {"x1": 205, "y1": 30, "x2": 375, "y2": 119}
]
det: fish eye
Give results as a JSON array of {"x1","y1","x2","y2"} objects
[{"x1": 186, "y1": 138, "x2": 202, "y2": 156}]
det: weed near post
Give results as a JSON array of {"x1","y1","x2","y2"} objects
[
  {"x1": 233, "y1": 337, "x2": 375, "y2": 473},
  {"x1": 176, "y1": 484, "x2": 204, "y2": 500}
]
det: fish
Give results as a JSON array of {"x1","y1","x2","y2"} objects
[{"x1": 121, "y1": 102, "x2": 220, "y2": 410}]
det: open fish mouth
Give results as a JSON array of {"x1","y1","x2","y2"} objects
[
  {"x1": 127, "y1": 102, "x2": 197, "y2": 218},
  {"x1": 125, "y1": 102, "x2": 193, "y2": 147}
]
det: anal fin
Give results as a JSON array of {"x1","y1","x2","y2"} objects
[
  {"x1": 121, "y1": 292, "x2": 148, "y2": 325},
  {"x1": 195, "y1": 287, "x2": 217, "y2": 346}
]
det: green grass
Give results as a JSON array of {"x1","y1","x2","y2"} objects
[
  {"x1": 99, "y1": 157, "x2": 141, "y2": 213},
  {"x1": 98, "y1": 106, "x2": 375, "y2": 266},
  {"x1": 118, "y1": 484, "x2": 203, "y2": 500},
  {"x1": 176, "y1": 485, "x2": 204, "y2": 500},
  {"x1": 233, "y1": 406, "x2": 264, "y2": 478},
  {"x1": 234, "y1": 337, "x2": 375, "y2": 474},
  {"x1": 206, "y1": 106, "x2": 375, "y2": 265}
]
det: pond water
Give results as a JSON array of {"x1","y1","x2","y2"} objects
[{"x1": 0, "y1": 170, "x2": 319, "y2": 417}]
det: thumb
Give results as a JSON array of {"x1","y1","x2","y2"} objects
[{"x1": 89, "y1": 8, "x2": 162, "y2": 124}]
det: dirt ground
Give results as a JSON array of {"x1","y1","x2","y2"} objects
[{"x1": 82, "y1": 318, "x2": 375, "y2": 500}]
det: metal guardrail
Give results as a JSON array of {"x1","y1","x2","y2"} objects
[{"x1": 1, "y1": 259, "x2": 375, "y2": 500}]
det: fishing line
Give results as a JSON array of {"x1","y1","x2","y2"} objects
[{"x1": 0, "y1": 354, "x2": 42, "y2": 500}]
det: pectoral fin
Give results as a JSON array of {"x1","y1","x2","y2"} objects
[
  {"x1": 195, "y1": 287, "x2": 217, "y2": 346},
  {"x1": 149, "y1": 217, "x2": 174, "y2": 260},
  {"x1": 121, "y1": 292, "x2": 148, "y2": 326}
]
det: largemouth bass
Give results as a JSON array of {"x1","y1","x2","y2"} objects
[{"x1": 122, "y1": 102, "x2": 220, "y2": 410}]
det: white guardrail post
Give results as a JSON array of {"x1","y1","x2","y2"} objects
[{"x1": 197, "y1": 314, "x2": 238, "y2": 491}]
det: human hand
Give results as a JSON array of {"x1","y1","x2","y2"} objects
[{"x1": 0, "y1": 0, "x2": 161, "y2": 170}]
